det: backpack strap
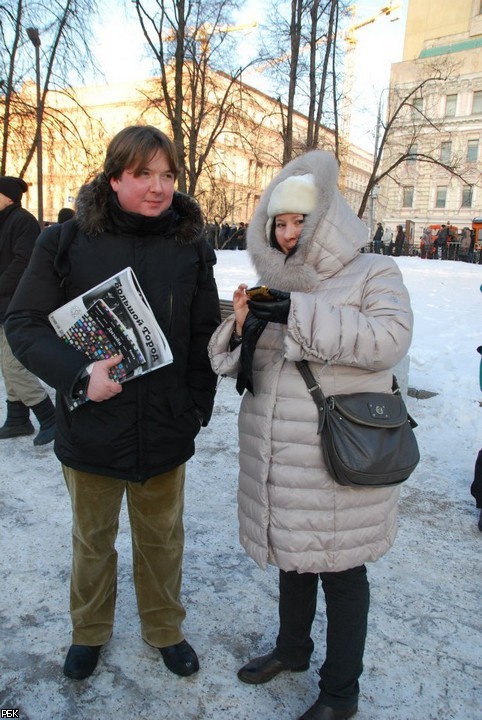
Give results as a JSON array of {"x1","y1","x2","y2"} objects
[{"x1": 53, "y1": 218, "x2": 79, "y2": 286}]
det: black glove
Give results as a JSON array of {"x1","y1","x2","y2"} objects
[
  {"x1": 235, "y1": 312, "x2": 268, "y2": 396},
  {"x1": 248, "y1": 288, "x2": 291, "y2": 324}
]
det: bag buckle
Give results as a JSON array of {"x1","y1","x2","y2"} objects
[{"x1": 368, "y1": 401, "x2": 389, "y2": 419}]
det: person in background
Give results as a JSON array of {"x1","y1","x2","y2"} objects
[
  {"x1": 219, "y1": 222, "x2": 232, "y2": 249},
  {"x1": 471, "y1": 320, "x2": 482, "y2": 531},
  {"x1": 233, "y1": 221, "x2": 247, "y2": 250},
  {"x1": 381, "y1": 224, "x2": 392, "y2": 255},
  {"x1": 393, "y1": 224, "x2": 405, "y2": 256},
  {"x1": 372, "y1": 222, "x2": 383, "y2": 254},
  {"x1": 420, "y1": 227, "x2": 434, "y2": 259},
  {"x1": 57, "y1": 207, "x2": 75, "y2": 224},
  {"x1": 459, "y1": 227, "x2": 471, "y2": 262},
  {"x1": 205, "y1": 220, "x2": 220, "y2": 249},
  {"x1": 5, "y1": 126, "x2": 220, "y2": 681},
  {"x1": 208, "y1": 150, "x2": 413, "y2": 720},
  {"x1": 471, "y1": 449, "x2": 482, "y2": 531},
  {"x1": 435, "y1": 224, "x2": 448, "y2": 260},
  {"x1": 469, "y1": 228, "x2": 476, "y2": 263},
  {"x1": 226, "y1": 223, "x2": 239, "y2": 250},
  {"x1": 0, "y1": 175, "x2": 56, "y2": 445}
]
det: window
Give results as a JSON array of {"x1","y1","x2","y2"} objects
[
  {"x1": 462, "y1": 185, "x2": 473, "y2": 208},
  {"x1": 403, "y1": 186, "x2": 414, "y2": 207},
  {"x1": 412, "y1": 98, "x2": 423, "y2": 121},
  {"x1": 412, "y1": 98, "x2": 423, "y2": 116},
  {"x1": 473, "y1": 91, "x2": 482, "y2": 114},
  {"x1": 435, "y1": 186, "x2": 447, "y2": 208},
  {"x1": 407, "y1": 144, "x2": 418, "y2": 162},
  {"x1": 467, "y1": 139, "x2": 479, "y2": 162},
  {"x1": 445, "y1": 94, "x2": 457, "y2": 117},
  {"x1": 440, "y1": 141, "x2": 452, "y2": 164}
]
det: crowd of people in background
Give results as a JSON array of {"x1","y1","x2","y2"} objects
[
  {"x1": 209, "y1": 218, "x2": 480, "y2": 264},
  {"x1": 369, "y1": 221, "x2": 479, "y2": 262},
  {"x1": 205, "y1": 220, "x2": 247, "y2": 250}
]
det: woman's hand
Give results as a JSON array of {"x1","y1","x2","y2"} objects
[
  {"x1": 87, "y1": 355, "x2": 124, "y2": 402},
  {"x1": 248, "y1": 288, "x2": 291, "y2": 324},
  {"x1": 233, "y1": 283, "x2": 249, "y2": 334}
]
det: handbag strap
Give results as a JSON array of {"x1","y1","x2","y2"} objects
[
  {"x1": 295, "y1": 360, "x2": 418, "y2": 430},
  {"x1": 296, "y1": 360, "x2": 326, "y2": 434}
]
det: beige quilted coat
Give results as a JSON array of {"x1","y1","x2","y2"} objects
[{"x1": 208, "y1": 151, "x2": 414, "y2": 574}]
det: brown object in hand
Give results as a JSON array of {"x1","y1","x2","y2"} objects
[{"x1": 245, "y1": 285, "x2": 274, "y2": 301}]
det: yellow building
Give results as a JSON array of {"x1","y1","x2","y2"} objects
[
  {"x1": 15, "y1": 70, "x2": 372, "y2": 228},
  {"x1": 378, "y1": 0, "x2": 482, "y2": 245}
]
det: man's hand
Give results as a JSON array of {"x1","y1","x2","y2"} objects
[
  {"x1": 87, "y1": 355, "x2": 124, "y2": 402},
  {"x1": 248, "y1": 288, "x2": 291, "y2": 324}
]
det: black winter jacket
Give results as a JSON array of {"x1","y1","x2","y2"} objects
[
  {"x1": 5, "y1": 177, "x2": 221, "y2": 482},
  {"x1": 0, "y1": 202, "x2": 40, "y2": 321}
]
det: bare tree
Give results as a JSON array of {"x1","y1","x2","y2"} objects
[
  {"x1": 133, "y1": 0, "x2": 262, "y2": 197},
  {"x1": 0, "y1": 0, "x2": 100, "y2": 176},
  {"x1": 259, "y1": 0, "x2": 349, "y2": 164},
  {"x1": 282, "y1": 0, "x2": 302, "y2": 164},
  {"x1": 357, "y1": 67, "x2": 470, "y2": 219},
  {"x1": 306, "y1": 0, "x2": 337, "y2": 150}
]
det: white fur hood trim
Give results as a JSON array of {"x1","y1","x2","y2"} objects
[{"x1": 247, "y1": 150, "x2": 368, "y2": 292}]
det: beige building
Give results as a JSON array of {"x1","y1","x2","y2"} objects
[
  {"x1": 14, "y1": 70, "x2": 372, "y2": 228},
  {"x1": 378, "y1": 0, "x2": 482, "y2": 245}
]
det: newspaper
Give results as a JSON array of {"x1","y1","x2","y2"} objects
[{"x1": 49, "y1": 267, "x2": 173, "y2": 409}]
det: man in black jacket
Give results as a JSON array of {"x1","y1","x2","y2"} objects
[
  {"x1": 0, "y1": 176, "x2": 56, "y2": 445},
  {"x1": 5, "y1": 127, "x2": 221, "y2": 681}
]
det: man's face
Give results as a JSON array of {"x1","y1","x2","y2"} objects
[
  {"x1": 110, "y1": 149, "x2": 175, "y2": 217},
  {"x1": 0, "y1": 193, "x2": 13, "y2": 211}
]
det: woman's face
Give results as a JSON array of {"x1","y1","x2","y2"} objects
[
  {"x1": 110, "y1": 148, "x2": 175, "y2": 216},
  {"x1": 274, "y1": 213, "x2": 305, "y2": 255}
]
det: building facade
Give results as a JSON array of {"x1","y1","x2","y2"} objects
[
  {"x1": 378, "y1": 0, "x2": 482, "y2": 245},
  {"x1": 10, "y1": 70, "x2": 372, "y2": 228}
]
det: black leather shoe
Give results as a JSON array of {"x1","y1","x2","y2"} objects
[
  {"x1": 237, "y1": 650, "x2": 309, "y2": 685},
  {"x1": 63, "y1": 644, "x2": 101, "y2": 680},
  {"x1": 159, "y1": 640, "x2": 199, "y2": 677},
  {"x1": 298, "y1": 700, "x2": 358, "y2": 720}
]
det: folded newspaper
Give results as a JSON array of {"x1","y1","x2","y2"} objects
[{"x1": 48, "y1": 267, "x2": 173, "y2": 410}]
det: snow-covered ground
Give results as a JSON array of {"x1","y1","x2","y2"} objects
[{"x1": 0, "y1": 253, "x2": 481, "y2": 720}]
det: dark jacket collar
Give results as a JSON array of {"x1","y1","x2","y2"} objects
[{"x1": 75, "y1": 172, "x2": 204, "y2": 244}]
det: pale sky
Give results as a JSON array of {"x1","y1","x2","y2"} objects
[{"x1": 92, "y1": 0, "x2": 408, "y2": 153}]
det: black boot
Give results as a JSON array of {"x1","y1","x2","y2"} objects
[
  {"x1": 0, "y1": 400, "x2": 35, "y2": 439},
  {"x1": 31, "y1": 396, "x2": 56, "y2": 446},
  {"x1": 64, "y1": 644, "x2": 102, "y2": 680}
]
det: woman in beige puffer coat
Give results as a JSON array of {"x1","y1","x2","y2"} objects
[{"x1": 208, "y1": 150, "x2": 413, "y2": 720}]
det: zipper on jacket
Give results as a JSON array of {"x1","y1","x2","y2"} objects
[{"x1": 168, "y1": 288, "x2": 174, "y2": 336}]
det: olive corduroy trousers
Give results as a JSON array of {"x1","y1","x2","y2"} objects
[{"x1": 62, "y1": 463, "x2": 186, "y2": 649}]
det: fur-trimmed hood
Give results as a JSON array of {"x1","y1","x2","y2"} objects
[
  {"x1": 247, "y1": 150, "x2": 368, "y2": 292},
  {"x1": 74, "y1": 172, "x2": 204, "y2": 244}
]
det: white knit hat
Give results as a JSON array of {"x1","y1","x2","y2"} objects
[{"x1": 266, "y1": 173, "x2": 317, "y2": 238}]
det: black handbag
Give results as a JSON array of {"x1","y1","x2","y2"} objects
[{"x1": 296, "y1": 361, "x2": 420, "y2": 488}]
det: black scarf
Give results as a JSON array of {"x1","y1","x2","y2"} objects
[
  {"x1": 106, "y1": 191, "x2": 177, "y2": 238},
  {"x1": 235, "y1": 313, "x2": 268, "y2": 396}
]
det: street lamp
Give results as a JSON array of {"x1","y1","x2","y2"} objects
[{"x1": 26, "y1": 27, "x2": 43, "y2": 227}]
